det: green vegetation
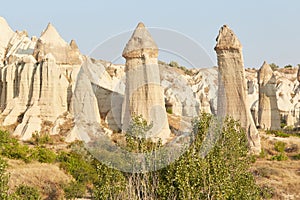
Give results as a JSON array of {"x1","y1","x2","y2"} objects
[
  {"x1": 63, "y1": 181, "x2": 86, "y2": 200},
  {"x1": 15, "y1": 185, "x2": 41, "y2": 200},
  {"x1": 0, "y1": 130, "x2": 57, "y2": 164},
  {"x1": 0, "y1": 157, "x2": 9, "y2": 200},
  {"x1": 168, "y1": 61, "x2": 194, "y2": 76},
  {"x1": 266, "y1": 129, "x2": 300, "y2": 138},
  {"x1": 284, "y1": 64, "x2": 293, "y2": 68},
  {"x1": 292, "y1": 154, "x2": 300, "y2": 160},
  {"x1": 30, "y1": 132, "x2": 53, "y2": 145},
  {"x1": 271, "y1": 153, "x2": 288, "y2": 161},
  {"x1": 0, "y1": 114, "x2": 276, "y2": 199},
  {"x1": 166, "y1": 107, "x2": 173, "y2": 114},
  {"x1": 274, "y1": 141, "x2": 286, "y2": 153},
  {"x1": 270, "y1": 141, "x2": 288, "y2": 161},
  {"x1": 270, "y1": 63, "x2": 279, "y2": 70}
]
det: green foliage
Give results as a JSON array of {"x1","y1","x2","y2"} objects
[
  {"x1": 156, "y1": 114, "x2": 260, "y2": 199},
  {"x1": 14, "y1": 185, "x2": 41, "y2": 200},
  {"x1": 63, "y1": 181, "x2": 86, "y2": 200},
  {"x1": 58, "y1": 151, "x2": 97, "y2": 184},
  {"x1": 93, "y1": 164, "x2": 126, "y2": 200},
  {"x1": 166, "y1": 107, "x2": 173, "y2": 114},
  {"x1": 259, "y1": 148, "x2": 268, "y2": 158},
  {"x1": 0, "y1": 131, "x2": 31, "y2": 163},
  {"x1": 168, "y1": 61, "x2": 193, "y2": 76},
  {"x1": 284, "y1": 64, "x2": 293, "y2": 68},
  {"x1": 169, "y1": 61, "x2": 180, "y2": 68},
  {"x1": 260, "y1": 185, "x2": 274, "y2": 199},
  {"x1": 270, "y1": 63, "x2": 279, "y2": 70},
  {"x1": 30, "y1": 132, "x2": 53, "y2": 145},
  {"x1": 271, "y1": 153, "x2": 288, "y2": 161},
  {"x1": 266, "y1": 130, "x2": 290, "y2": 138},
  {"x1": 274, "y1": 141, "x2": 286, "y2": 153},
  {"x1": 0, "y1": 157, "x2": 9, "y2": 200},
  {"x1": 292, "y1": 154, "x2": 300, "y2": 160},
  {"x1": 0, "y1": 130, "x2": 58, "y2": 164},
  {"x1": 125, "y1": 115, "x2": 162, "y2": 153},
  {"x1": 30, "y1": 146, "x2": 57, "y2": 163}
]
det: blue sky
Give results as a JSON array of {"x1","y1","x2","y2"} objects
[{"x1": 1, "y1": 0, "x2": 299, "y2": 68}]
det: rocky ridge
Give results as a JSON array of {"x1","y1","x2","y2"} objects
[{"x1": 0, "y1": 18, "x2": 300, "y2": 151}]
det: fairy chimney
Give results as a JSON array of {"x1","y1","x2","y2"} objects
[
  {"x1": 215, "y1": 25, "x2": 261, "y2": 154},
  {"x1": 122, "y1": 22, "x2": 170, "y2": 142}
]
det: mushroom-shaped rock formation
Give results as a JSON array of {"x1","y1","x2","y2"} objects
[
  {"x1": 258, "y1": 61, "x2": 281, "y2": 130},
  {"x1": 122, "y1": 22, "x2": 170, "y2": 143}
]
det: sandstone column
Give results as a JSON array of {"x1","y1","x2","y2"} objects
[
  {"x1": 258, "y1": 61, "x2": 281, "y2": 130},
  {"x1": 122, "y1": 22, "x2": 170, "y2": 142},
  {"x1": 215, "y1": 25, "x2": 261, "y2": 154}
]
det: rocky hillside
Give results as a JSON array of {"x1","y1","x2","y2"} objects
[{"x1": 0, "y1": 16, "x2": 300, "y2": 144}]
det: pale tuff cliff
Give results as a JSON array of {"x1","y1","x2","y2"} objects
[
  {"x1": 122, "y1": 23, "x2": 170, "y2": 142},
  {"x1": 2, "y1": 17, "x2": 300, "y2": 151},
  {"x1": 0, "y1": 18, "x2": 81, "y2": 140},
  {"x1": 215, "y1": 25, "x2": 261, "y2": 154},
  {"x1": 258, "y1": 61, "x2": 281, "y2": 130}
]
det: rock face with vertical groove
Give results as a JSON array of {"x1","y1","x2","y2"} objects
[
  {"x1": 215, "y1": 25, "x2": 261, "y2": 154},
  {"x1": 258, "y1": 61, "x2": 281, "y2": 130},
  {"x1": 0, "y1": 20, "x2": 81, "y2": 140},
  {"x1": 122, "y1": 22, "x2": 170, "y2": 142}
]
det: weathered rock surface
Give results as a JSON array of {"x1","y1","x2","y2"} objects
[
  {"x1": 0, "y1": 17, "x2": 14, "y2": 66},
  {"x1": 258, "y1": 62, "x2": 281, "y2": 130},
  {"x1": 0, "y1": 20, "x2": 81, "y2": 140},
  {"x1": 215, "y1": 25, "x2": 261, "y2": 154},
  {"x1": 122, "y1": 23, "x2": 171, "y2": 142},
  {"x1": 33, "y1": 23, "x2": 81, "y2": 65},
  {"x1": 2, "y1": 16, "x2": 300, "y2": 146}
]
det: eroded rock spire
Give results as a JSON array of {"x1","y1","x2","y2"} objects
[
  {"x1": 258, "y1": 61, "x2": 281, "y2": 130},
  {"x1": 122, "y1": 22, "x2": 170, "y2": 142},
  {"x1": 215, "y1": 25, "x2": 261, "y2": 154}
]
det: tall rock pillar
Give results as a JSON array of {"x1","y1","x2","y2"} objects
[
  {"x1": 258, "y1": 61, "x2": 281, "y2": 130},
  {"x1": 122, "y1": 22, "x2": 170, "y2": 142},
  {"x1": 214, "y1": 25, "x2": 261, "y2": 154}
]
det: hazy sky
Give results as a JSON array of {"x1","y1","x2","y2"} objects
[{"x1": 1, "y1": 0, "x2": 299, "y2": 68}]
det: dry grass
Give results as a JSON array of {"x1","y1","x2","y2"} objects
[
  {"x1": 251, "y1": 132, "x2": 300, "y2": 199},
  {"x1": 6, "y1": 159, "x2": 72, "y2": 199}
]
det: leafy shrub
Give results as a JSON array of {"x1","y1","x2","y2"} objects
[
  {"x1": 15, "y1": 185, "x2": 41, "y2": 200},
  {"x1": 63, "y1": 181, "x2": 86, "y2": 200},
  {"x1": 57, "y1": 151, "x2": 97, "y2": 184},
  {"x1": 30, "y1": 146, "x2": 56, "y2": 163},
  {"x1": 166, "y1": 107, "x2": 173, "y2": 114},
  {"x1": 292, "y1": 154, "x2": 300, "y2": 160},
  {"x1": 274, "y1": 141, "x2": 286, "y2": 153},
  {"x1": 271, "y1": 153, "x2": 288, "y2": 161},
  {"x1": 259, "y1": 148, "x2": 268, "y2": 158},
  {"x1": 0, "y1": 131, "x2": 31, "y2": 163},
  {"x1": 260, "y1": 185, "x2": 275, "y2": 199},
  {"x1": 266, "y1": 130, "x2": 290, "y2": 138},
  {"x1": 30, "y1": 132, "x2": 53, "y2": 145}
]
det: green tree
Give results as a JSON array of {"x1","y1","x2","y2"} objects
[{"x1": 157, "y1": 114, "x2": 260, "y2": 199}]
